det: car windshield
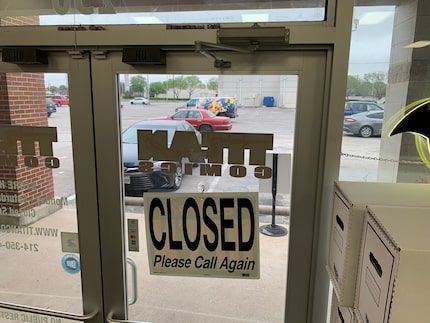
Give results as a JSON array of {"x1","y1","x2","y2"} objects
[{"x1": 122, "y1": 124, "x2": 177, "y2": 145}]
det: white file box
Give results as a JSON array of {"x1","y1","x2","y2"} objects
[
  {"x1": 327, "y1": 181, "x2": 430, "y2": 306},
  {"x1": 355, "y1": 205, "x2": 430, "y2": 323}
]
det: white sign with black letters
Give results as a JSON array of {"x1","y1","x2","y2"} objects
[{"x1": 144, "y1": 192, "x2": 260, "y2": 279}]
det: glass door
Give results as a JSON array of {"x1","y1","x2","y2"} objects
[
  {"x1": 0, "y1": 52, "x2": 103, "y2": 323},
  {"x1": 0, "y1": 46, "x2": 330, "y2": 323},
  {"x1": 0, "y1": 0, "x2": 349, "y2": 320},
  {"x1": 90, "y1": 49, "x2": 329, "y2": 322}
]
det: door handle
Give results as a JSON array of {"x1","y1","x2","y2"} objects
[
  {"x1": 126, "y1": 257, "x2": 138, "y2": 305},
  {"x1": 0, "y1": 301, "x2": 97, "y2": 321}
]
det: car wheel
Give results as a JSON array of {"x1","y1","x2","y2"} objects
[
  {"x1": 56, "y1": 103, "x2": 61, "y2": 107},
  {"x1": 199, "y1": 124, "x2": 213, "y2": 132},
  {"x1": 359, "y1": 126, "x2": 373, "y2": 138},
  {"x1": 172, "y1": 164, "x2": 183, "y2": 189}
]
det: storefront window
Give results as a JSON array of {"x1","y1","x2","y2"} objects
[
  {"x1": 1, "y1": 0, "x2": 326, "y2": 26},
  {"x1": 340, "y1": 3, "x2": 430, "y2": 184}
]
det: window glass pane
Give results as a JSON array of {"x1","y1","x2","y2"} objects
[
  {"x1": 0, "y1": 72, "x2": 83, "y2": 315},
  {"x1": 175, "y1": 111, "x2": 188, "y2": 118},
  {"x1": 341, "y1": 3, "x2": 430, "y2": 184},
  {"x1": 0, "y1": 0, "x2": 326, "y2": 26},
  {"x1": 120, "y1": 73, "x2": 296, "y2": 322},
  {"x1": 341, "y1": 5, "x2": 390, "y2": 182}
]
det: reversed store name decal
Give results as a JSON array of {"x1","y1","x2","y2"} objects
[
  {"x1": 138, "y1": 131, "x2": 274, "y2": 179},
  {"x1": 0, "y1": 125, "x2": 59, "y2": 169},
  {"x1": 0, "y1": 125, "x2": 275, "y2": 179},
  {"x1": 144, "y1": 192, "x2": 260, "y2": 279}
]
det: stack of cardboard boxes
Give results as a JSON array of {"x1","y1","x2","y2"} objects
[{"x1": 327, "y1": 181, "x2": 430, "y2": 323}]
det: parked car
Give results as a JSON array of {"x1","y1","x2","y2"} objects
[
  {"x1": 176, "y1": 97, "x2": 238, "y2": 118},
  {"x1": 344, "y1": 101, "x2": 383, "y2": 116},
  {"x1": 152, "y1": 109, "x2": 232, "y2": 132},
  {"x1": 50, "y1": 94, "x2": 69, "y2": 106},
  {"x1": 129, "y1": 97, "x2": 149, "y2": 105},
  {"x1": 122, "y1": 119, "x2": 201, "y2": 197},
  {"x1": 46, "y1": 98, "x2": 57, "y2": 117},
  {"x1": 343, "y1": 111, "x2": 384, "y2": 137}
]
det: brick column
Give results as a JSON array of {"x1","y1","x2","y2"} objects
[
  {"x1": 0, "y1": 73, "x2": 55, "y2": 210},
  {"x1": 0, "y1": 16, "x2": 56, "y2": 222}
]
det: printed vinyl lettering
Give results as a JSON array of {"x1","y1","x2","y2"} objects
[
  {"x1": 138, "y1": 131, "x2": 273, "y2": 165},
  {"x1": 148, "y1": 197, "x2": 255, "y2": 252},
  {"x1": 0, "y1": 125, "x2": 59, "y2": 169},
  {"x1": 52, "y1": 0, "x2": 115, "y2": 15},
  {"x1": 144, "y1": 192, "x2": 260, "y2": 278}
]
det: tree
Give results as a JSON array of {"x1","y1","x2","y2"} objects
[
  {"x1": 130, "y1": 75, "x2": 147, "y2": 97},
  {"x1": 359, "y1": 81, "x2": 373, "y2": 97},
  {"x1": 363, "y1": 71, "x2": 386, "y2": 84},
  {"x1": 364, "y1": 72, "x2": 386, "y2": 98},
  {"x1": 58, "y1": 85, "x2": 68, "y2": 95},
  {"x1": 346, "y1": 72, "x2": 387, "y2": 99},
  {"x1": 346, "y1": 75, "x2": 361, "y2": 98},
  {"x1": 184, "y1": 75, "x2": 204, "y2": 97},
  {"x1": 206, "y1": 77, "x2": 218, "y2": 93},
  {"x1": 150, "y1": 82, "x2": 167, "y2": 98},
  {"x1": 165, "y1": 76, "x2": 187, "y2": 99},
  {"x1": 47, "y1": 85, "x2": 58, "y2": 94},
  {"x1": 373, "y1": 81, "x2": 387, "y2": 99}
]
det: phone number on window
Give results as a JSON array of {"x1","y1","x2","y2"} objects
[{"x1": 0, "y1": 241, "x2": 39, "y2": 252}]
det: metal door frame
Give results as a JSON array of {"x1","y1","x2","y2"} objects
[
  {"x1": 90, "y1": 47, "x2": 332, "y2": 323},
  {"x1": 0, "y1": 1, "x2": 355, "y2": 320},
  {"x1": 0, "y1": 52, "x2": 104, "y2": 323}
]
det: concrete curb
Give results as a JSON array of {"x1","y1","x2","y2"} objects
[{"x1": 125, "y1": 197, "x2": 290, "y2": 216}]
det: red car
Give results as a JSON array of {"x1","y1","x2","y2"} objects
[
  {"x1": 50, "y1": 94, "x2": 69, "y2": 106},
  {"x1": 152, "y1": 109, "x2": 232, "y2": 132}
]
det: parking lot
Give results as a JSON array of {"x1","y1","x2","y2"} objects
[
  {"x1": 0, "y1": 101, "x2": 381, "y2": 323},
  {"x1": 48, "y1": 102, "x2": 380, "y2": 211}
]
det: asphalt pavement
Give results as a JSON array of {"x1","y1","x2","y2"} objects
[{"x1": 0, "y1": 103, "x2": 382, "y2": 323}]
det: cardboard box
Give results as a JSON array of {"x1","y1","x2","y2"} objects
[
  {"x1": 355, "y1": 205, "x2": 430, "y2": 323},
  {"x1": 330, "y1": 290, "x2": 357, "y2": 323},
  {"x1": 326, "y1": 181, "x2": 430, "y2": 306}
]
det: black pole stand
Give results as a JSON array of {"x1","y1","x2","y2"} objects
[{"x1": 259, "y1": 153, "x2": 288, "y2": 237}]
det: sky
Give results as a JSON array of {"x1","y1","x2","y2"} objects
[
  {"x1": 44, "y1": 6, "x2": 396, "y2": 87},
  {"x1": 348, "y1": 6, "x2": 395, "y2": 77}
]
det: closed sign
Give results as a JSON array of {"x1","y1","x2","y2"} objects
[{"x1": 144, "y1": 192, "x2": 260, "y2": 279}]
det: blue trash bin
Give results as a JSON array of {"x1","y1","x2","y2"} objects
[{"x1": 263, "y1": 96, "x2": 275, "y2": 107}]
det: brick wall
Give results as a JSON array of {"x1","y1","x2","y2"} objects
[{"x1": 0, "y1": 15, "x2": 55, "y2": 212}]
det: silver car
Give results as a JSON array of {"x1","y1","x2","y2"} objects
[
  {"x1": 129, "y1": 97, "x2": 150, "y2": 105},
  {"x1": 122, "y1": 119, "x2": 201, "y2": 196},
  {"x1": 343, "y1": 111, "x2": 384, "y2": 138}
]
